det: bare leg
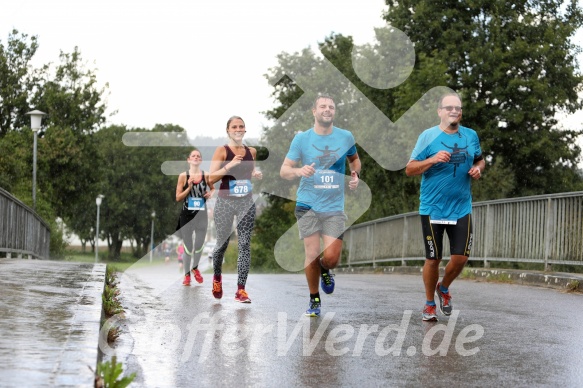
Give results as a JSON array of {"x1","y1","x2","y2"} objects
[
  {"x1": 423, "y1": 259, "x2": 441, "y2": 302},
  {"x1": 303, "y1": 233, "x2": 321, "y2": 294},
  {"x1": 441, "y1": 254, "x2": 468, "y2": 288},
  {"x1": 320, "y1": 235, "x2": 343, "y2": 270}
]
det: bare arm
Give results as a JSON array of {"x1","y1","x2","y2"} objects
[
  {"x1": 249, "y1": 147, "x2": 263, "y2": 179},
  {"x1": 280, "y1": 158, "x2": 316, "y2": 180},
  {"x1": 175, "y1": 173, "x2": 189, "y2": 202},
  {"x1": 208, "y1": 146, "x2": 242, "y2": 185},
  {"x1": 348, "y1": 153, "x2": 361, "y2": 175},
  {"x1": 405, "y1": 151, "x2": 451, "y2": 176},
  {"x1": 203, "y1": 172, "x2": 215, "y2": 198},
  {"x1": 347, "y1": 153, "x2": 361, "y2": 190},
  {"x1": 468, "y1": 158, "x2": 486, "y2": 180}
]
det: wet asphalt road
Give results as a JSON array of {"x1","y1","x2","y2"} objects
[{"x1": 108, "y1": 260, "x2": 583, "y2": 387}]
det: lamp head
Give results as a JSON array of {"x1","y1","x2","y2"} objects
[{"x1": 26, "y1": 110, "x2": 47, "y2": 132}]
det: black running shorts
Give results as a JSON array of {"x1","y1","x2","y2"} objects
[{"x1": 420, "y1": 214, "x2": 473, "y2": 260}]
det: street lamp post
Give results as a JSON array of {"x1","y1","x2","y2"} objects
[
  {"x1": 26, "y1": 110, "x2": 47, "y2": 211},
  {"x1": 150, "y1": 211, "x2": 156, "y2": 263},
  {"x1": 95, "y1": 195, "x2": 104, "y2": 263}
]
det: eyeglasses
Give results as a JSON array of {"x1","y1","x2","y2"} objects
[{"x1": 440, "y1": 106, "x2": 462, "y2": 112}]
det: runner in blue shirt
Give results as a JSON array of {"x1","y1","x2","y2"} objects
[
  {"x1": 280, "y1": 94, "x2": 361, "y2": 317},
  {"x1": 406, "y1": 92, "x2": 485, "y2": 322}
]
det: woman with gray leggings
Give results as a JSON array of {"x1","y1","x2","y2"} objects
[
  {"x1": 208, "y1": 116, "x2": 262, "y2": 303},
  {"x1": 175, "y1": 149, "x2": 214, "y2": 286}
]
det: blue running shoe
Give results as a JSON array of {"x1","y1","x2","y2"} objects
[
  {"x1": 305, "y1": 298, "x2": 321, "y2": 317},
  {"x1": 321, "y1": 271, "x2": 335, "y2": 294}
]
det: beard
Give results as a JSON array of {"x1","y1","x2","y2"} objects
[
  {"x1": 448, "y1": 115, "x2": 461, "y2": 127},
  {"x1": 316, "y1": 116, "x2": 333, "y2": 127}
]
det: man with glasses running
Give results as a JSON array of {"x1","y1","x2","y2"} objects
[{"x1": 405, "y1": 92, "x2": 485, "y2": 321}]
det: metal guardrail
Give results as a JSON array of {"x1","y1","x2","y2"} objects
[
  {"x1": 0, "y1": 187, "x2": 50, "y2": 260},
  {"x1": 343, "y1": 191, "x2": 583, "y2": 270}
]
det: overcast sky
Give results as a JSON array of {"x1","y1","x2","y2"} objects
[
  {"x1": 2, "y1": 0, "x2": 582, "y2": 145},
  {"x1": 2, "y1": 0, "x2": 390, "y2": 140}
]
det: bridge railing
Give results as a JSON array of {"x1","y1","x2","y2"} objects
[
  {"x1": 342, "y1": 191, "x2": 583, "y2": 269},
  {"x1": 0, "y1": 187, "x2": 50, "y2": 260}
]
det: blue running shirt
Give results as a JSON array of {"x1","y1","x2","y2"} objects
[
  {"x1": 286, "y1": 127, "x2": 357, "y2": 212},
  {"x1": 410, "y1": 125, "x2": 482, "y2": 220}
]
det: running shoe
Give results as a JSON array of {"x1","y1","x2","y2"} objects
[
  {"x1": 234, "y1": 289, "x2": 251, "y2": 303},
  {"x1": 212, "y1": 279, "x2": 223, "y2": 299},
  {"x1": 422, "y1": 304, "x2": 438, "y2": 321},
  {"x1": 305, "y1": 298, "x2": 321, "y2": 317},
  {"x1": 321, "y1": 271, "x2": 335, "y2": 294},
  {"x1": 435, "y1": 282, "x2": 453, "y2": 316},
  {"x1": 182, "y1": 274, "x2": 191, "y2": 286},
  {"x1": 192, "y1": 269, "x2": 203, "y2": 284}
]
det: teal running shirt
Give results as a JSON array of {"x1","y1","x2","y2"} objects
[
  {"x1": 286, "y1": 127, "x2": 357, "y2": 212},
  {"x1": 410, "y1": 125, "x2": 482, "y2": 220}
]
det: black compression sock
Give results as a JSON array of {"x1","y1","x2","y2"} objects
[
  {"x1": 319, "y1": 256, "x2": 329, "y2": 272},
  {"x1": 310, "y1": 293, "x2": 320, "y2": 301}
]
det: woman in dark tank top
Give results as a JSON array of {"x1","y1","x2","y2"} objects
[
  {"x1": 208, "y1": 116, "x2": 262, "y2": 303},
  {"x1": 175, "y1": 149, "x2": 214, "y2": 286}
]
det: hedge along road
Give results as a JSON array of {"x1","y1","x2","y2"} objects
[{"x1": 102, "y1": 260, "x2": 583, "y2": 387}]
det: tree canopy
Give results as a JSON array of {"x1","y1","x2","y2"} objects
[
  {"x1": 3, "y1": 2, "x2": 583, "y2": 262},
  {"x1": 255, "y1": 0, "x2": 583, "y2": 259},
  {"x1": 0, "y1": 30, "x2": 188, "y2": 259},
  {"x1": 382, "y1": 0, "x2": 583, "y2": 196}
]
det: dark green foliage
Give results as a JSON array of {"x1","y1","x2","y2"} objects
[
  {"x1": 93, "y1": 124, "x2": 189, "y2": 260},
  {"x1": 0, "y1": 30, "x2": 111, "y2": 257},
  {"x1": 252, "y1": 195, "x2": 297, "y2": 271},
  {"x1": 383, "y1": 0, "x2": 583, "y2": 196},
  {"x1": 253, "y1": 1, "x2": 583, "y2": 266},
  {"x1": 0, "y1": 30, "x2": 41, "y2": 136}
]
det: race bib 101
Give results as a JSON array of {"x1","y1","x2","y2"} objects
[{"x1": 314, "y1": 170, "x2": 340, "y2": 189}]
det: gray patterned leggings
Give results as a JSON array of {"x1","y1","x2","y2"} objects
[{"x1": 212, "y1": 195, "x2": 256, "y2": 286}]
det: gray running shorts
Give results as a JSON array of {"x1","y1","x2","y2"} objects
[{"x1": 295, "y1": 206, "x2": 346, "y2": 240}]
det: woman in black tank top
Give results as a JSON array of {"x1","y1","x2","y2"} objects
[
  {"x1": 208, "y1": 116, "x2": 262, "y2": 303},
  {"x1": 175, "y1": 149, "x2": 215, "y2": 286}
]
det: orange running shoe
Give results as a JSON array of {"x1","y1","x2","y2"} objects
[
  {"x1": 212, "y1": 278, "x2": 223, "y2": 299},
  {"x1": 234, "y1": 289, "x2": 251, "y2": 303}
]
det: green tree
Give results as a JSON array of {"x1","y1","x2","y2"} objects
[
  {"x1": 0, "y1": 130, "x2": 67, "y2": 256},
  {"x1": 0, "y1": 130, "x2": 31, "y2": 192},
  {"x1": 256, "y1": 2, "x2": 583, "y2": 266},
  {"x1": 0, "y1": 30, "x2": 112, "y2": 257},
  {"x1": 261, "y1": 34, "x2": 428, "y2": 225},
  {"x1": 0, "y1": 29, "x2": 41, "y2": 136},
  {"x1": 32, "y1": 46, "x2": 110, "y2": 134},
  {"x1": 39, "y1": 126, "x2": 100, "y2": 216},
  {"x1": 93, "y1": 124, "x2": 189, "y2": 260},
  {"x1": 383, "y1": 0, "x2": 583, "y2": 196}
]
